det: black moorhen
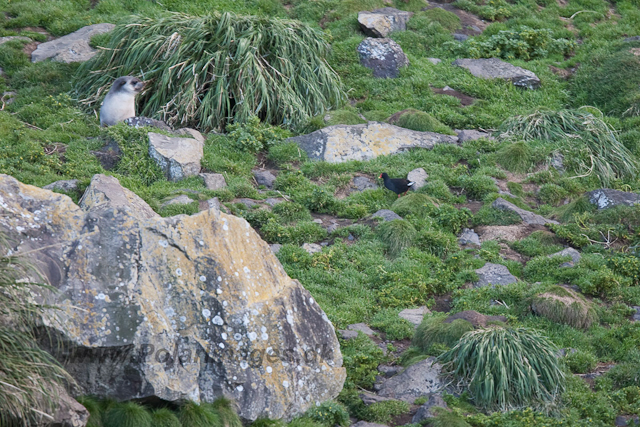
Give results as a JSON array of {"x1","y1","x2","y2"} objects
[{"x1": 379, "y1": 173, "x2": 415, "y2": 197}]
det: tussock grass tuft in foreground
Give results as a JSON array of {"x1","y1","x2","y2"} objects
[
  {"x1": 413, "y1": 316, "x2": 474, "y2": 354},
  {"x1": 438, "y1": 327, "x2": 565, "y2": 412},
  {"x1": 103, "y1": 401, "x2": 152, "y2": 427},
  {"x1": 179, "y1": 401, "x2": 221, "y2": 427},
  {"x1": 150, "y1": 408, "x2": 181, "y2": 427},
  {"x1": 376, "y1": 219, "x2": 417, "y2": 257},
  {"x1": 499, "y1": 108, "x2": 638, "y2": 186},
  {"x1": 74, "y1": 12, "x2": 344, "y2": 131}
]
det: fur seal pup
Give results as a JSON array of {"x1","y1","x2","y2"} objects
[{"x1": 99, "y1": 76, "x2": 144, "y2": 127}]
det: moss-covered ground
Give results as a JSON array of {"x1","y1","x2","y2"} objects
[{"x1": 4, "y1": 0, "x2": 640, "y2": 424}]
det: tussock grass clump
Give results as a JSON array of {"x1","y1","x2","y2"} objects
[
  {"x1": 179, "y1": 401, "x2": 221, "y2": 427},
  {"x1": 495, "y1": 141, "x2": 536, "y2": 173},
  {"x1": 103, "y1": 402, "x2": 152, "y2": 427},
  {"x1": 499, "y1": 109, "x2": 638, "y2": 186},
  {"x1": 530, "y1": 286, "x2": 597, "y2": 330},
  {"x1": 387, "y1": 109, "x2": 455, "y2": 135},
  {"x1": 391, "y1": 192, "x2": 437, "y2": 217},
  {"x1": 438, "y1": 327, "x2": 565, "y2": 411},
  {"x1": 77, "y1": 396, "x2": 103, "y2": 427},
  {"x1": 0, "y1": 235, "x2": 75, "y2": 426},
  {"x1": 376, "y1": 219, "x2": 417, "y2": 256},
  {"x1": 151, "y1": 408, "x2": 181, "y2": 427},
  {"x1": 210, "y1": 398, "x2": 242, "y2": 427},
  {"x1": 74, "y1": 12, "x2": 344, "y2": 131},
  {"x1": 413, "y1": 316, "x2": 474, "y2": 354}
]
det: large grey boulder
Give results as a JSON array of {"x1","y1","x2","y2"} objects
[
  {"x1": 376, "y1": 357, "x2": 442, "y2": 402},
  {"x1": 31, "y1": 23, "x2": 115, "y2": 63},
  {"x1": 0, "y1": 173, "x2": 345, "y2": 421},
  {"x1": 288, "y1": 122, "x2": 458, "y2": 163},
  {"x1": 492, "y1": 198, "x2": 558, "y2": 226},
  {"x1": 548, "y1": 247, "x2": 581, "y2": 267},
  {"x1": 357, "y1": 38, "x2": 409, "y2": 78},
  {"x1": 587, "y1": 189, "x2": 640, "y2": 209},
  {"x1": 474, "y1": 263, "x2": 517, "y2": 288},
  {"x1": 358, "y1": 8, "x2": 413, "y2": 38},
  {"x1": 407, "y1": 168, "x2": 428, "y2": 190},
  {"x1": 453, "y1": 58, "x2": 541, "y2": 89},
  {"x1": 148, "y1": 132, "x2": 203, "y2": 181}
]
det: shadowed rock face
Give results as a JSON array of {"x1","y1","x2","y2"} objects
[{"x1": 0, "y1": 174, "x2": 345, "y2": 421}]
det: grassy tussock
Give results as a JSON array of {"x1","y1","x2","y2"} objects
[
  {"x1": 530, "y1": 286, "x2": 597, "y2": 329},
  {"x1": 438, "y1": 327, "x2": 565, "y2": 412},
  {"x1": 74, "y1": 12, "x2": 344, "y2": 131},
  {"x1": 376, "y1": 219, "x2": 417, "y2": 256},
  {"x1": 413, "y1": 316, "x2": 474, "y2": 353},
  {"x1": 499, "y1": 108, "x2": 638, "y2": 186}
]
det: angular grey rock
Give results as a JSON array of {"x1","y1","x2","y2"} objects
[
  {"x1": 31, "y1": 23, "x2": 115, "y2": 63},
  {"x1": 253, "y1": 170, "x2": 277, "y2": 189},
  {"x1": 453, "y1": 33, "x2": 468, "y2": 41},
  {"x1": 339, "y1": 329, "x2": 359, "y2": 340},
  {"x1": 160, "y1": 195, "x2": 193, "y2": 209},
  {"x1": 407, "y1": 168, "x2": 428, "y2": 190},
  {"x1": 173, "y1": 128, "x2": 205, "y2": 144},
  {"x1": 551, "y1": 151, "x2": 565, "y2": 173},
  {"x1": 79, "y1": 174, "x2": 159, "y2": 220},
  {"x1": 357, "y1": 38, "x2": 409, "y2": 78},
  {"x1": 270, "y1": 243, "x2": 282, "y2": 254},
  {"x1": 474, "y1": 263, "x2": 518, "y2": 288},
  {"x1": 0, "y1": 36, "x2": 30, "y2": 46},
  {"x1": 399, "y1": 306, "x2": 430, "y2": 327},
  {"x1": 206, "y1": 197, "x2": 222, "y2": 214},
  {"x1": 371, "y1": 209, "x2": 403, "y2": 222},
  {"x1": 265, "y1": 198, "x2": 285, "y2": 207},
  {"x1": 43, "y1": 179, "x2": 80, "y2": 193},
  {"x1": 352, "y1": 176, "x2": 378, "y2": 192},
  {"x1": 378, "y1": 365, "x2": 403, "y2": 378},
  {"x1": 633, "y1": 306, "x2": 640, "y2": 322},
  {"x1": 492, "y1": 198, "x2": 558, "y2": 225},
  {"x1": 412, "y1": 394, "x2": 449, "y2": 423},
  {"x1": 427, "y1": 58, "x2": 442, "y2": 65},
  {"x1": 91, "y1": 139, "x2": 122, "y2": 171},
  {"x1": 148, "y1": 132, "x2": 203, "y2": 181},
  {"x1": 326, "y1": 223, "x2": 339, "y2": 234},
  {"x1": 0, "y1": 173, "x2": 345, "y2": 421},
  {"x1": 45, "y1": 384, "x2": 90, "y2": 427},
  {"x1": 587, "y1": 189, "x2": 640, "y2": 209},
  {"x1": 200, "y1": 173, "x2": 227, "y2": 190},
  {"x1": 313, "y1": 218, "x2": 323, "y2": 224},
  {"x1": 238, "y1": 198, "x2": 259, "y2": 209},
  {"x1": 443, "y1": 86, "x2": 454, "y2": 91},
  {"x1": 288, "y1": 122, "x2": 458, "y2": 163},
  {"x1": 456, "y1": 129, "x2": 495, "y2": 142},
  {"x1": 347, "y1": 323, "x2": 375, "y2": 337},
  {"x1": 303, "y1": 243, "x2": 323, "y2": 254},
  {"x1": 359, "y1": 391, "x2": 394, "y2": 405},
  {"x1": 358, "y1": 8, "x2": 413, "y2": 38},
  {"x1": 124, "y1": 116, "x2": 172, "y2": 131},
  {"x1": 624, "y1": 36, "x2": 640, "y2": 42},
  {"x1": 548, "y1": 247, "x2": 581, "y2": 267},
  {"x1": 458, "y1": 228, "x2": 481, "y2": 246},
  {"x1": 453, "y1": 58, "x2": 541, "y2": 89},
  {"x1": 377, "y1": 357, "x2": 442, "y2": 402},
  {"x1": 2, "y1": 90, "x2": 16, "y2": 106}
]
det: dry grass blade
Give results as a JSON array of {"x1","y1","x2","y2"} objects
[{"x1": 74, "y1": 12, "x2": 345, "y2": 131}]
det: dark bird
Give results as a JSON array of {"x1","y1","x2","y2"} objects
[{"x1": 379, "y1": 173, "x2": 415, "y2": 197}]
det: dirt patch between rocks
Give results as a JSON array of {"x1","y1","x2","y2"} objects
[
  {"x1": 424, "y1": 3, "x2": 488, "y2": 35},
  {"x1": 432, "y1": 86, "x2": 476, "y2": 106},
  {"x1": 455, "y1": 201, "x2": 483, "y2": 214}
]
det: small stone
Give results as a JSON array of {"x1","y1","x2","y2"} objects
[
  {"x1": 238, "y1": 198, "x2": 259, "y2": 209},
  {"x1": 358, "y1": 7, "x2": 413, "y2": 38},
  {"x1": 548, "y1": 247, "x2": 581, "y2": 267},
  {"x1": 359, "y1": 391, "x2": 395, "y2": 406},
  {"x1": 442, "y1": 85, "x2": 454, "y2": 91},
  {"x1": 148, "y1": 132, "x2": 203, "y2": 182},
  {"x1": 456, "y1": 129, "x2": 495, "y2": 142},
  {"x1": 377, "y1": 357, "x2": 442, "y2": 402},
  {"x1": 357, "y1": 37, "x2": 409, "y2": 79},
  {"x1": 453, "y1": 33, "x2": 468, "y2": 42},
  {"x1": 407, "y1": 167, "x2": 428, "y2": 190},
  {"x1": 632, "y1": 307, "x2": 640, "y2": 322},
  {"x1": 624, "y1": 36, "x2": 640, "y2": 42},
  {"x1": 352, "y1": 176, "x2": 378, "y2": 192},
  {"x1": 91, "y1": 139, "x2": 122, "y2": 171},
  {"x1": 320, "y1": 241, "x2": 330, "y2": 247},
  {"x1": 339, "y1": 329, "x2": 359, "y2": 340},
  {"x1": 265, "y1": 198, "x2": 285, "y2": 207},
  {"x1": 326, "y1": 223, "x2": 339, "y2": 233},
  {"x1": 348, "y1": 234, "x2": 355, "y2": 241},
  {"x1": 352, "y1": 422, "x2": 388, "y2": 427},
  {"x1": 551, "y1": 151, "x2": 565, "y2": 173},
  {"x1": 458, "y1": 228, "x2": 480, "y2": 246},
  {"x1": 270, "y1": 244, "x2": 282, "y2": 254},
  {"x1": 474, "y1": 263, "x2": 518, "y2": 288},
  {"x1": 399, "y1": 306, "x2": 430, "y2": 326},
  {"x1": 371, "y1": 209, "x2": 402, "y2": 221},
  {"x1": 160, "y1": 195, "x2": 193, "y2": 209},
  {"x1": 31, "y1": 23, "x2": 115, "y2": 63},
  {"x1": 253, "y1": 170, "x2": 277, "y2": 189},
  {"x1": 378, "y1": 365, "x2": 403, "y2": 378},
  {"x1": 206, "y1": 197, "x2": 222, "y2": 215},
  {"x1": 492, "y1": 197, "x2": 558, "y2": 226},
  {"x1": 43, "y1": 179, "x2": 80, "y2": 192},
  {"x1": 412, "y1": 394, "x2": 449, "y2": 423},
  {"x1": 313, "y1": 218, "x2": 323, "y2": 224},
  {"x1": 200, "y1": 173, "x2": 227, "y2": 190},
  {"x1": 427, "y1": 58, "x2": 442, "y2": 65},
  {"x1": 2, "y1": 91, "x2": 16, "y2": 106},
  {"x1": 302, "y1": 243, "x2": 322, "y2": 254},
  {"x1": 124, "y1": 116, "x2": 172, "y2": 131},
  {"x1": 347, "y1": 323, "x2": 375, "y2": 336},
  {"x1": 173, "y1": 128, "x2": 205, "y2": 144}
]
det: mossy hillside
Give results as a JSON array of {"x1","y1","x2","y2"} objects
[{"x1": 3, "y1": 0, "x2": 640, "y2": 424}]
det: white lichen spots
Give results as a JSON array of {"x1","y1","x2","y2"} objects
[
  {"x1": 221, "y1": 332, "x2": 227, "y2": 340},
  {"x1": 96, "y1": 293, "x2": 106, "y2": 300},
  {"x1": 200, "y1": 290, "x2": 205, "y2": 296},
  {"x1": 261, "y1": 326, "x2": 267, "y2": 333},
  {"x1": 15, "y1": 226, "x2": 24, "y2": 233},
  {"x1": 236, "y1": 385, "x2": 243, "y2": 392},
  {"x1": 321, "y1": 365, "x2": 327, "y2": 371},
  {"x1": 242, "y1": 291, "x2": 246, "y2": 296},
  {"x1": 261, "y1": 333, "x2": 268, "y2": 341},
  {"x1": 252, "y1": 309, "x2": 259, "y2": 316},
  {"x1": 216, "y1": 289, "x2": 222, "y2": 294},
  {"x1": 245, "y1": 232, "x2": 250, "y2": 236},
  {"x1": 233, "y1": 376, "x2": 237, "y2": 380},
  {"x1": 266, "y1": 366, "x2": 272, "y2": 373},
  {"x1": 315, "y1": 368, "x2": 320, "y2": 373},
  {"x1": 297, "y1": 366, "x2": 302, "y2": 371},
  {"x1": 180, "y1": 316, "x2": 186, "y2": 322},
  {"x1": 159, "y1": 240, "x2": 168, "y2": 248},
  {"x1": 199, "y1": 275, "x2": 207, "y2": 282},
  {"x1": 234, "y1": 333, "x2": 242, "y2": 341},
  {"x1": 266, "y1": 347, "x2": 274, "y2": 355},
  {"x1": 223, "y1": 220, "x2": 229, "y2": 231},
  {"x1": 77, "y1": 245, "x2": 83, "y2": 250},
  {"x1": 217, "y1": 276, "x2": 222, "y2": 282},
  {"x1": 243, "y1": 266, "x2": 250, "y2": 274},
  {"x1": 309, "y1": 297, "x2": 315, "y2": 304},
  {"x1": 202, "y1": 308, "x2": 211, "y2": 319},
  {"x1": 286, "y1": 310, "x2": 294, "y2": 325},
  {"x1": 199, "y1": 240, "x2": 205, "y2": 246},
  {"x1": 255, "y1": 292, "x2": 259, "y2": 296},
  {"x1": 298, "y1": 379, "x2": 304, "y2": 387},
  {"x1": 235, "y1": 272, "x2": 239, "y2": 277},
  {"x1": 240, "y1": 361, "x2": 249, "y2": 369},
  {"x1": 282, "y1": 381, "x2": 289, "y2": 388},
  {"x1": 219, "y1": 343, "x2": 225, "y2": 348},
  {"x1": 222, "y1": 301, "x2": 228, "y2": 307},
  {"x1": 247, "y1": 332, "x2": 257, "y2": 341},
  {"x1": 176, "y1": 268, "x2": 183, "y2": 276},
  {"x1": 212, "y1": 315, "x2": 224, "y2": 325}
]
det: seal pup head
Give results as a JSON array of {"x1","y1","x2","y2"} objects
[{"x1": 99, "y1": 76, "x2": 145, "y2": 127}]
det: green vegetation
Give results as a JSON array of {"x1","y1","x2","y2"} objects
[
  {"x1": 74, "y1": 13, "x2": 343, "y2": 131},
  {"x1": 388, "y1": 109, "x2": 456, "y2": 135},
  {"x1": 530, "y1": 286, "x2": 598, "y2": 329},
  {"x1": 413, "y1": 315, "x2": 475, "y2": 355},
  {"x1": 438, "y1": 327, "x2": 565, "y2": 411}
]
